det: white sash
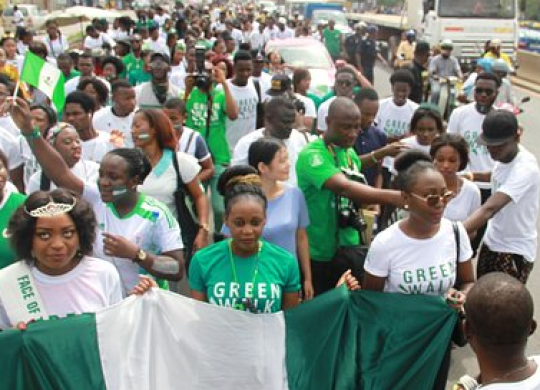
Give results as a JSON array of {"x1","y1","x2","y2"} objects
[{"x1": 0, "y1": 261, "x2": 48, "y2": 325}]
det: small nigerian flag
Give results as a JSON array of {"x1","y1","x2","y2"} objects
[{"x1": 21, "y1": 51, "x2": 65, "y2": 111}]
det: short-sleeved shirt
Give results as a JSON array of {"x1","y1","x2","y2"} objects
[
  {"x1": 185, "y1": 87, "x2": 230, "y2": 165},
  {"x1": 122, "y1": 52, "x2": 145, "y2": 75},
  {"x1": 135, "y1": 82, "x2": 183, "y2": 109},
  {"x1": 128, "y1": 69, "x2": 151, "y2": 86},
  {"x1": 354, "y1": 125, "x2": 388, "y2": 187},
  {"x1": 296, "y1": 138, "x2": 362, "y2": 261},
  {"x1": 179, "y1": 127, "x2": 212, "y2": 162},
  {"x1": 323, "y1": 28, "x2": 341, "y2": 57},
  {"x1": 360, "y1": 37, "x2": 379, "y2": 67},
  {"x1": 0, "y1": 189, "x2": 26, "y2": 270},
  {"x1": 428, "y1": 54, "x2": 461, "y2": 78},
  {"x1": 364, "y1": 219, "x2": 473, "y2": 295},
  {"x1": 189, "y1": 240, "x2": 300, "y2": 314},
  {"x1": 484, "y1": 146, "x2": 540, "y2": 262},
  {"x1": 82, "y1": 185, "x2": 183, "y2": 294}
]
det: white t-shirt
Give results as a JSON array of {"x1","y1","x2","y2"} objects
[
  {"x1": 296, "y1": 93, "x2": 316, "y2": 118},
  {"x1": 135, "y1": 82, "x2": 183, "y2": 109},
  {"x1": 82, "y1": 184, "x2": 183, "y2": 295},
  {"x1": 224, "y1": 80, "x2": 259, "y2": 152},
  {"x1": 0, "y1": 130, "x2": 23, "y2": 170},
  {"x1": 83, "y1": 33, "x2": 114, "y2": 50},
  {"x1": 484, "y1": 146, "x2": 540, "y2": 262},
  {"x1": 138, "y1": 149, "x2": 200, "y2": 220},
  {"x1": 43, "y1": 35, "x2": 69, "y2": 58},
  {"x1": 179, "y1": 127, "x2": 211, "y2": 162},
  {"x1": 249, "y1": 30, "x2": 266, "y2": 51},
  {"x1": 252, "y1": 73, "x2": 272, "y2": 102},
  {"x1": 144, "y1": 37, "x2": 169, "y2": 56},
  {"x1": 443, "y1": 179, "x2": 481, "y2": 222},
  {"x1": 364, "y1": 218, "x2": 472, "y2": 295},
  {"x1": 385, "y1": 135, "x2": 430, "y2": 173},
  {"x1": 375, "y1": 97, "x2": 419, "y2": 139},
  {"x1": 479, "y1": 356, "x2": 540, "y2": 389},
  {"x1": 26, "y1": 159, "x2": 99, "y2": 194},
  {"x1": 170, "y1": 68, "x2": 187, "y2": 91},
  {"x1": 277, "y1": 28, "x2": 295, "y2": 39},
  {"x1": 92, "y1": 107, "x2": 136, "y2": 149},
  {"x1": 263, "y1": 26, "x2": 280, "y2": 41},
  {"x1": 64, "y1": 76, "x2": 111, "y2": 96},
  {"x1": 447, "y1": 103, "x2": 494, "y2": 190},
  {"x1": 232, "y1": 128, "x2": 314, "y2": 186},
  {"x1": 82, "y1": 131, "x2": 113, "y2": 163},
  {"x1": 0, "y1": 256, "x2": 122, "y2": 329},
  {"x1": 316, "y1": 96, "x2": 336, "y2": 132},
  {"x1": 13, "y1": 9, "x2": 24, "y2": 26}
]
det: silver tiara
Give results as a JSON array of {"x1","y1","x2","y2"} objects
[{"x1": 24, "y1": 198, "x2": 77, "y2": 218}]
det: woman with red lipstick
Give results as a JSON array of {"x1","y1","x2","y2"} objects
[{"x1": 363, "y1": 150, "x2": 475, "y2": 390}]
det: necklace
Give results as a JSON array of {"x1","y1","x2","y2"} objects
[
  {"x1": 227, "y1": 239, "x2": 263, "y2": 313},
  {"x1": 482, "y1": 360, "x2": 535, "y2": 386}
]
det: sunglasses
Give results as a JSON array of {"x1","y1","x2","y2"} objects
[
  {"x1": 410, "y1": 191, "x2": 455, "y2": 207},
  {"x1": 337, "y1": 80, "x2": 354, "y2": 87},
  {"x1": 474, "y1": 87, "x2": 495, "y2": 96}
]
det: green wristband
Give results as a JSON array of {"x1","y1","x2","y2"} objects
[{"x1": 24, "y1": 127, "x2": 41, "y2": 140}]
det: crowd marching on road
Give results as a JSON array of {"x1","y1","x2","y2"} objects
[{"x1": 0, "y1": 1, "x2": 539, "y2": 389}]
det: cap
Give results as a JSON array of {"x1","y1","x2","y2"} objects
[
  {"x1": 478, "y1": 110, "x2": 518, "y2": 146},
  {"x1": 476, "y1": 57, "x2": 493, "y2": 72},
  {"x1": 490, "y1": 39, "x2": 502, "y2": 47},
  {"x1": 492, "y1": 58, "x2": 509, "y2": 73},
  {"x1": 367, "y1": 25, "x2": 378, "y2": 33},
  {"x1": 354, "y1": 21, "x2": 367, "y2": 29},
  {"x1": 406, "y1": 29, "x2": 416, "y2": 37},
  {"x1": 266, "y1": 74, "x2": 292, "y2": 96},
  {"x1": 150, "y1": 52, "x2": 171, "y2": 64},
  {"x1": 278, "y1": 17, "x2": 287, "y2": 24}
]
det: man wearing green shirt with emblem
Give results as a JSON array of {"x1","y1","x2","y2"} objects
[
  {"x1": 296, "y1": 97, "x2": 403, "y2": 296},
  {"x1": 323, "y1": 19, "x2": 342, "y2": 62},
  {"x1": 185, "y1": 61, "x2": 239, "y2": 234},
  {"x1": 122, "y1": 34, "x2": 145, "y2": 75}
]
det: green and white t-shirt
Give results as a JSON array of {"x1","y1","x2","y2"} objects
[
  {"x1": 364, "y1": 219, "x2": 472, "y2": 295},
  {"x1": 296, "y1": 138, "x2": 362, "y2": 261},
  {"x1": 189, "y1": 240, "x2": 300, "y2": 313},
  {"x1": 185, "y1": 87, "x2": 230, "y2": 165},
  {"x1": 83, "y1": 184, "x2": 183, "y2": 294},
  {"x1": 0, "y1": 189, "x2": 26, "y2": 270}
]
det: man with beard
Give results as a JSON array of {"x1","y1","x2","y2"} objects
[
  {"x1": 135, "y1": 52, "x2": 182, "y2": 109},
  {"x1": 429, "y1": 39, "x2": 463, "y2": 105},
  {"x1": 448, "y1": 72, "x2": 501, "y2": 251}
]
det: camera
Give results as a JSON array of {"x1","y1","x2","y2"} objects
[
  {"x1": 195, "y1": 45, "x2": 211, "y2": 90},
  {"x1": 338, "y1": 205, "x2": 367, "y2": 233}
]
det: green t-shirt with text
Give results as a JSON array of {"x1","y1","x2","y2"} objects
[
  {"x1": 122, "y1": 53, "x2": 145, "y2": 77},
  {"x1": 324, "y1": 28, "x2": 342, "y2": 57},
  {"x1": 296, "y1": 138, "x2": 362, "y2": 261},
  {"x1": 0, "y1": 191, "x2": 26, "y2": 270},
  {"x1": 128, "y1": 69, "x2": 151, "y2": 86},
  {"x1": 185, "y1": 87, "x2": 230, "y2": 165},
  {"x1": 188, "y1": 240, "x2": 300, "y2": 313}
]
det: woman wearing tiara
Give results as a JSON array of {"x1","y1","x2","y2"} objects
[{"x1": 0, "y1": 188, "x2": 155, "y2": 330}]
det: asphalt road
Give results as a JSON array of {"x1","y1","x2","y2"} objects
[{"x1": 372, "y1": 65, "x2": 540, "y2": 388}]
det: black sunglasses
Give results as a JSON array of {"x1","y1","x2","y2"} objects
[{"x1": 475, "y1": 87, "x2": 495, "y2": 96}]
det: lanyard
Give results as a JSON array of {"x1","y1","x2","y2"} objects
[
  {"x1": 326, "y1": 142, "x2": 353, "y2": 169},
  {"x1": 227, "y1": 239, "x2": 263, "y2": 312}
]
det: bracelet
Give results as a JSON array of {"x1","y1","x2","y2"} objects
[
  {"x1": 370, "y1": 151, "x2": 379, "y2": 164},
  {"x1": 24, "y1": 127, "x2": 41, "y2": 140}
]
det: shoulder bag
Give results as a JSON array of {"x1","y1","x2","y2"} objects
[{"x1": 451, "y1": 221, "x2": 468, "y2": 347}]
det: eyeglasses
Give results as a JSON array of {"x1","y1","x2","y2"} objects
[
  {"x1": 410, "y1": 191, "x2": 455, "y2": 207},
  {"x1": 337, "y1": 80, "x2": 354, "y2": 87},
  {"x1": 475, "y1": 88, "x2": 495, "y2": 96}
]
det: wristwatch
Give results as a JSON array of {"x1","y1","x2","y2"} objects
[
  {"x1": 199, "y1": 223, "x2": 210, "y2": 234},
  {"x1": 133, "y1": 248, "x2": 147, "y2": 263}
]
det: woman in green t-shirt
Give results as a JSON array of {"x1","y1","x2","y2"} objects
[{"x1": 188, "y1": 166, "x2": 302, "y2": 314}]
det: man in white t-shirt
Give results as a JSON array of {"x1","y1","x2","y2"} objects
[
  {"x1": 64, "y1": 91, "x2": 112, "y2": 163},
  {"x1": 464, "y1": 110, "x2": 540, "y2": 284},
  {"x1": 83, "y1": 25, "x2": 115, "y2": 51},
  {"x1": 277, "y1": 17, "x2": 295, "y2": 39},
  {"x1": 144, "y1": 23, "x2": 169, "y2": 56},
  {"x1": 93, "y1": 80, "x2": 137, "y2": 149},
  {"x1": 223, "y1": 50, "x2": 260, "y2": 152},
  {"x1": 263, "y1": 17, "x2": 280, "y2": 42},
  {"x1": 454, "y1": 273, "x2": 540, "y2": 390},
  {"x1": 232, "y1": 97, "x2": 312, "y2": 186},
  {"x1": 251, "y1": 50, "x2": 271, "y2": 99},
  {"x1": 64, "y1": 53, "x2": 110, "y2": 96}
]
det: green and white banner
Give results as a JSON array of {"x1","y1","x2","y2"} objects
[{"x1": 0, "y1": 287, "x2": 457, "y2": 390}]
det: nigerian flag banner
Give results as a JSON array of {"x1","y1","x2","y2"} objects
[
  {"x1": 0, "y1": 287, "x2": 457, "y2": 390},
  {"x1": 20, "y1": 51, "x2": 65, "y2": 111}
]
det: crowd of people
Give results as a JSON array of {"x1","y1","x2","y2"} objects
[{"x1": 0, "y1": 1, "x2": 539, "y2": 389}]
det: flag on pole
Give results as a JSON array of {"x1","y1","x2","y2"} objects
[
  {"x1": 0, "y1": 287, "x2": 456, "y2": 390},
  {"x1": 20, "y1": 51, "x2": 65, "y2": 111}
]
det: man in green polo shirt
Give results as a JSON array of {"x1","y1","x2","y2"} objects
[
  {"x1": 296, "y1": 97, "x2": 402, "y2": 296},
  {"x1": 323, "y1": 19, "x2": 342, "y2": 62},
  {"x1": 122, "y1": 34, "x2": 145, "y2": 76},
  {"x1": 185, "y1": 62, "x2": 239, "y2": 234}
]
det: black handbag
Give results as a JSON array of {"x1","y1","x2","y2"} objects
[
  {"x1": 451, "y1": 221, "x2": 468, "y2": 347},
  {"x1": 171, "y1": 152, "x2": 199, "y2": 252}
]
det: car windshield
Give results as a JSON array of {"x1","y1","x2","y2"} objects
[
  {"x1": 438, "y1": 0, "x2": 515, "y2": 18},
  {"x1": 312, "y1": 10, "x2": 348, "y2": 26},
  {"x1": 274, "y1": 45, "x2": 332, "y2": 68}
]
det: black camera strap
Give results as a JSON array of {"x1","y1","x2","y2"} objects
[
  {"x1": 204, "y1": 90, "x2": 213, "y2": 141},
  {"x1": 326, "y1": 142, "x2": 368, "y2": 247}
]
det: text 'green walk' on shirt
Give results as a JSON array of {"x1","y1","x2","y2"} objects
[
  {"x1": 296, "y1": 138, "x2": 362, "y2": 261},
  {"x1": 0, "y1": 191, "x2": 26, "y2": 270},
  {"x1": 185, "y1": 87, "x2": 230, "y2": 165},
  {"x1": 188, "y1": 240, "x2": 301, "y2": 313}
]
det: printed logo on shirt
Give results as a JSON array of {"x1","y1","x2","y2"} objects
[
  {"x1": 309, "y1": 154, "x2": 324, "y2": 167},
  {"x1": 383, "y1": 119, "x2": 409, "y2": 138},
  {"x1": 463, "y1": 130, "x2": 488, "y2": 156},
  {"x1": 398, "y1": 260, "x2": 456, "y2": 294},
  {"x1": 210, "y1": 282, "x2": 281, "y2": 314}
]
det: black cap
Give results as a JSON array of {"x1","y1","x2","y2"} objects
[
  {"x1": 150, "y1": 52, "x2": 171, "y2": 65},
  {"x1": 266, "y1": 74, "x2": 292, "y2": 96},
  {"x1": 478, "y1": 110, "x2": 518, "y2": 146}
]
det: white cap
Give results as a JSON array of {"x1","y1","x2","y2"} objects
[{"x1": 278, "y1": 17, "x2": 287, "y2": 24}]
